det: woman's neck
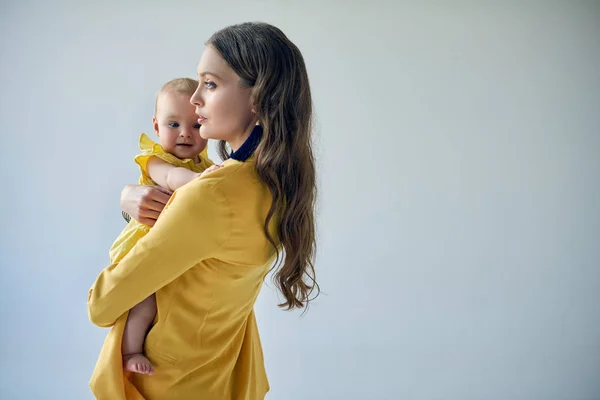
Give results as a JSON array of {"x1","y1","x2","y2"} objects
[{"x1": 228, "y1": 120, "x2": 259, "y2": 152}]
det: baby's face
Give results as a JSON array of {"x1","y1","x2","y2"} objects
[{"x1": 153, "y1": 91, "x2": 207, "y2": 160}]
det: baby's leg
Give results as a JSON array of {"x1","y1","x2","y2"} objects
[{"x1": 122, "y1": 294, "x2": 157, "y2": 375}]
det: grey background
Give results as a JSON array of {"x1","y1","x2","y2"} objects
[{"x1": 1, "y1": 1, "x2": 599, "y2": 399}]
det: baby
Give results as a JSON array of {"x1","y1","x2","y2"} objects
[{"x1": 108, "y1": 78, "x2": 218, "y2": 375}]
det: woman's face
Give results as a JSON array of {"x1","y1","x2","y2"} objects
[{"x1": 190, "y1": 45, "x2": 256, "y2": 150}]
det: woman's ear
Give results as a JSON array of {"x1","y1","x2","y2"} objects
[
  {"x1": 249, "y1": 90, "x2": 260, "y2": 124},
  {"x1": 250, "y1": 89, "x2": 259, "y2": 114}
]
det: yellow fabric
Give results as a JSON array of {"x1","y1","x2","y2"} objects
[
  {"x1": 90, "y1": 133, "x2": 217, "y2": 399},
  {"x1": 134, "y1": 132, "x2": 212, "y2": 184},
  {"x1": 89, "y1": 155, "x2": 275, "y2": 399},
  {"x1": 108, "y1": 133, "x2": 213, "y2": 262}
]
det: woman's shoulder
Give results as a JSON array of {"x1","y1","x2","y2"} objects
[
  {"x1": 208, "y1": 158, "x2": 262, "y2": 186},
  {"x1": 180, "y1": 159, "x2": 264, "y2": 203}
]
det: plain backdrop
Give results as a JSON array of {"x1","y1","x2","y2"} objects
[{"x1": 1, "y1": 1, "x2": 599, "y2": 399}]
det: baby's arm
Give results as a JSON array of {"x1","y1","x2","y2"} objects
[{"x1": 146, "y1": 157, "x2": 201, "y2": 191}]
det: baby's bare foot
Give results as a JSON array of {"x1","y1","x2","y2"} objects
[{"x1": 123, "y1": 353, "x2": 154, "y2": 375}]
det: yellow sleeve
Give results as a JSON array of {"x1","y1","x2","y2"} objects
[{"x1": 88, "y1": 177, "x2": 230, "y2": 327}]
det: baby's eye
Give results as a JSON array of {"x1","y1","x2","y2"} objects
[
  {"x1": 193, "y1": 123, "x2": 201, "y2": 129},
  {"x1": 168, "y1": 122, "x2": 180, "y2": 128}
]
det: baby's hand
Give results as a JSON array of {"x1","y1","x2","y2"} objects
[{"x1": 200, "y1": 164, "x2": 222, "y2": 177}]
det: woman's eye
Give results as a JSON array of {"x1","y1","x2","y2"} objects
[
  {"x1": 205, "y1": 80, "x2": 216, "y2": 89},
  {"x1": 168, "y1": 122, "x2": 180, "y2": 128}
]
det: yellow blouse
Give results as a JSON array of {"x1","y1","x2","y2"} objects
[{"x1": 89, "y1": 155, "x2": 276, "y2": 399}]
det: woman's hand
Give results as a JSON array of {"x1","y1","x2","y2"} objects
[{"x1": 120, "y1": 184, "x2": 172, "y2": 227}]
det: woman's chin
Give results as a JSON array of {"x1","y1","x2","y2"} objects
[
  {"x1": 200, "y1": 130, "x2": 228, "y2": 143},
  {"x1": 199, "y1": 128, "x2": 213, "y2": 140}
]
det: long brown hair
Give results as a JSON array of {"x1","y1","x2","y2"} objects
[{"x1": 208, "y1": 22, "x2": 318, "y2": 310}]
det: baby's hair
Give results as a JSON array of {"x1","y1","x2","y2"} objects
[{"x1": 155, "y1": 77, "x2": 199, "y2": 114}]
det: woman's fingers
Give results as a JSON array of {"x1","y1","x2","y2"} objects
[
  {"x1": 153, "y1": 185, "x2": 173, "y2": 195},
  {"x1": 139, "y1": 208, "x2": 161, "y2": 221},
  {"x1": 138, "y1": 217, "x2": 156, "y2": 227},
  {"x1": 144, "y1": 186, "x2": 172, "y2": 206},
  {"x1": 140, "y1": 187, "x2": 172, "y2": 213},
  {"x1": 150, "y1": 189, "x2": 172, "y2": 205},
  {"x1": 144, "y1": 198, "x2": 168, "y2": 213},
  {"x1": 121, "y1": 184, "x2": 173, "y2": 226}
]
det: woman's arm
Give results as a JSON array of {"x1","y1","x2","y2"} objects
[
  {"x1": 120, "y1": 165, "x2": 222, "y2": 226},
  {"x1": 89, "y1": 178, "x2": 230, "y2": 327},
  {"x1": 120, "y1": 184, "x2": 172, "y2": 226}
]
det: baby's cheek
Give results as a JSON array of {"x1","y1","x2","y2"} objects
[{"x1": 159, "y1": 129, "x2": 178, "y2": 147}]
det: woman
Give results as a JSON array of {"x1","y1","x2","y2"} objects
[{"x1": 88, "y1": 22, "x2": 317, "y2": 399}]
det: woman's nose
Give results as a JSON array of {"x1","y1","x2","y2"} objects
[{"x1": 190, "y1": 86, "x2": 203, "y2": 107}]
